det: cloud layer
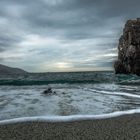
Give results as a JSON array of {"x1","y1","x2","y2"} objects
[{"x1": 0, "y1": 0, "x2": 140, "y2": 72}]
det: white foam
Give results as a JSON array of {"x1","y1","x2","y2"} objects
[
  {"x1": 0, "y1": 109, "x2": 140, "y2": 125},
  {"x1": 87, "y1": 88, "x2": 140, "y2": 98},
  {"x1": 101, "y1": 91, "x2": 140, "y2": 98}
]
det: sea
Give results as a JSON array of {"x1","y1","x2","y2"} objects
[{"x1": 0, "y1": 71, "x2": 140, "y2": 122}]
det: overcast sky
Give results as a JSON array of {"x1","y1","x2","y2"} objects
[{"x1": 0, "y1": 0, "x2": 140, "y2": 72}]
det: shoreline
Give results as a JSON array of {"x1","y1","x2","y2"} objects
[
  {"x1": 0, "y1": 109, "x2": 140, "y2": 125},
  {"x1": 0, "y1": 113, "x2": 140, "y2": 140}
]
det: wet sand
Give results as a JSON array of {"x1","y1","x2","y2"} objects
[{"x1": 0, "y1": 114, "x2": 140, "y2": 140}]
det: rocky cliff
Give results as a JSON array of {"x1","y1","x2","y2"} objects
[{"x1": 114, "y1": 18, "x2": 140, "y2": 75}]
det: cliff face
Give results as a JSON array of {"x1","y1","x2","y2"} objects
[{"x1": 114, "y1": 18, "x2": 140, "y2": 75}]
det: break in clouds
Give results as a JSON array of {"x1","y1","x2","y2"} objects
[{"x1": 0, "y1": 0, "x2": 140, "y2": 72}]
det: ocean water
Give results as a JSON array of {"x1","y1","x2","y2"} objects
[{"x1": 0, "y1": 71, "x2": 140, "y2": 121}]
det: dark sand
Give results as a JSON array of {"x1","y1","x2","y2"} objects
[{"x1": 0, "y1": 114, "x2": 140, "y2": 140}]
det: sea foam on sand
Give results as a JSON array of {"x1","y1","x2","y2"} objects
[{"x1": 0, "y1": 109, "x2": 140, "y2": 125}]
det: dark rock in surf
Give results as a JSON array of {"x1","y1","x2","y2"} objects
[
  {"x1": 43, "y1": 88, "x2": 57, "y2": 95},
  {"x1": 43, "y1": 87, "x2": 53, "y2": 94},
  {"x1": 114, "y1": 18, "x2": 140, "y2": 75}
]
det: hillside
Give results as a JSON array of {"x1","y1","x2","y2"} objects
[{"x1": 0, "y1": 64, "x2": 27, "y2": 76}]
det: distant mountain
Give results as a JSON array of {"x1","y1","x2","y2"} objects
[{"x1": 0, "y1": 64, "x2": 27, "y2": 75}]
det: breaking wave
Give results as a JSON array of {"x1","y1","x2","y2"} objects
[{"x1": 0, "y1": 72, "x2": 140, "y2": 85}]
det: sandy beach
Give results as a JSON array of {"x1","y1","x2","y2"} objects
[{"x1": 0, "y1": 114, "x2": 140, "y2": 140}]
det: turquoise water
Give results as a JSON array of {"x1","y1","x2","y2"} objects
[{"x1": 0, "y1": 71, "x2": 140, "y2": 85}]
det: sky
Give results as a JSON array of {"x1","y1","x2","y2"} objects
[{"x1": 0, "y1": 0, "x2": 140, "y2": 72}]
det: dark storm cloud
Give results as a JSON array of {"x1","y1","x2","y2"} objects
[
  {"x1": 14, "y1": 0, "x2": 140, "y2": 41},
  {"x1": 0, "y1": 0, "x2": 140, "y2": 71},
  {"x1": 0, "y1": 34, "x2": 22, "y2": 52}
]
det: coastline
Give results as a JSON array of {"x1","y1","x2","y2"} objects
[{"x1": 0, "y1": 113, "x2": 140, "y2": 140}]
